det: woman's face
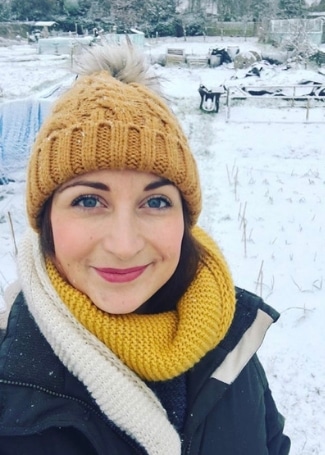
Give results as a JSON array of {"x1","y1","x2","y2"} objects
[{"x1": 50, "y1": 169, "x2": 184, "y2": 314}]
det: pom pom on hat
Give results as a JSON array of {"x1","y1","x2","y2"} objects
[{"x1": 26, "y1": 44, "x2": 201, "y2": 231}]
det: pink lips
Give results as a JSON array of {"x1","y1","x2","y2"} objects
[{"x1": 94, "y1": 265, "x2": 148, "y2": 283}]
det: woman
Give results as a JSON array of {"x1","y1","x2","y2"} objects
[{"x1": 0, "y1": 44, "x2": 290, "y2": 454}]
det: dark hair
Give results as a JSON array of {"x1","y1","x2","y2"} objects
[
  {"x1": 39, "y1": 194, "x2": 55, "y2": 258},
  {"x1": 39, "y1": 195, "x2": 205, "y2": 314}
]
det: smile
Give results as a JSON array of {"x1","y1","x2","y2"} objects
[{"x1": 94, "y1": 265, "x2": 148, "y2": 284}]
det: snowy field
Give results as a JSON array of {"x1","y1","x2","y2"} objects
[{"x1": 0, "y1": 36, "x2": 325, "y2": 454}]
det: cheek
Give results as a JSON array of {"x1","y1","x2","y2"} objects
[{"x1": 51, "y1": 218, "x2": 85, "y2": 260}]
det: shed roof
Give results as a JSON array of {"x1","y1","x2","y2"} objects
[{"x1": 34, "y1": 21, "x2": 57, "y2": 27}]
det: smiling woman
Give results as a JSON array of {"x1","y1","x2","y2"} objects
[{"x1": 0, "y1": 44, "x2": 290, "y2": 455}]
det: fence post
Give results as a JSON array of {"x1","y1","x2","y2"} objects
[
  {"x1": 291, "y1": 86, "x2": 295, "y2": 107},
  {"x1": 226, "y1": 88, "x2": 231, "y2": 122},
  {"x1": 70, "y1": 44, "x2": 74, "y2": 68}
]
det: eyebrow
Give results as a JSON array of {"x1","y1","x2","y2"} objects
[
  {"x1": 57, "y1": 181, "x2": 109, "y2": 193},
  {"x1": 58, "y1": 177, "x2": 174, "y2": 193},
  {"x1": 144, "y1": 178, "x2": 174, "y2": 191}
]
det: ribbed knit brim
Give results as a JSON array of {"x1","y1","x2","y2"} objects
[{"x1": 26, "y1": 71, "x2": 201, "y2": 230}]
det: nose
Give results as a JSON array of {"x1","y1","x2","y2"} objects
[{"x1": 101, "y1": 209, "x2": 145, "y2": 261}]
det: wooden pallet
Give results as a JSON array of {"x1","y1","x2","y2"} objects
[
  {"x1": 166, "y1": 48, "x2": 186, "y2": 65},
  {"x1": 187, "y1": 56, "x2": 209, "y2": 68}
]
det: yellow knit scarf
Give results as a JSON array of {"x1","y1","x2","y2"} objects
[{"x1": 46, "y1": 227, "x2": 236, "y2": 381}]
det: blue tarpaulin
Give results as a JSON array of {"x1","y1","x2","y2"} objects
[{"x1": 0, "y1": 98, "x2": 52, "y2": 175}]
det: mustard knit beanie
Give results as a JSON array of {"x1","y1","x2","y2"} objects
[{"x1": 26, "y1": 44, "x2": 201, "y2": 231}]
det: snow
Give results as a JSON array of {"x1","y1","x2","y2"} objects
[{"x1": 0, "y1": 36, "x2": 324, "y2": 454}]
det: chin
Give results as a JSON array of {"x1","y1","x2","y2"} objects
[{"x1": 93, "y1": 298, "x2": 145, "y2": 315}]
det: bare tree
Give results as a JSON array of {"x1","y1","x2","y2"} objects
[{"x1": 281, "y1": 18, "x2": 318, "y2": 67}]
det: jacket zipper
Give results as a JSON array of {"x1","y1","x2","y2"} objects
[
  {"x1": 0, "y1": 378, "x2": 104, "y2": 419},
  {"x1": 183, "y1": 435, "x2": 194, "y2": 455},
  {"x1": 0, "y1": 378, "x2": 146, "y2": 454}
]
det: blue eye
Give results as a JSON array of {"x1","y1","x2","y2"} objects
[
  {"x1": 145, "y1": 196, "x2": 171, "y2": 209},
  {"x1": 72, "y1": 195, "x2": 101, "y2": 208}
]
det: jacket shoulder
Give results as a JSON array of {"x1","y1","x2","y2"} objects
[
  {"x1": 211, "y1": 287, "x2": 279, "y2": 385},
  {"x1": 235, "y1": 287, "x2": 280, "y2": 321},
  {"x1": 219, "y1": 287, "x2": 280, "y2": 353}
]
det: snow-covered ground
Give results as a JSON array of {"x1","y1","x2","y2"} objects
[{"x1": 0, "y1": 36, "x2": 324, "y2": 454}]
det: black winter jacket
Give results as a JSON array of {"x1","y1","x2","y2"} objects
[{"x1": 0, "y1": 288, "x2": 290, "y2": 455}]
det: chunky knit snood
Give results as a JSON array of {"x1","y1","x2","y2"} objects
[{"x1": 46, "y1": 226, "x2": 236, "y2": 381}]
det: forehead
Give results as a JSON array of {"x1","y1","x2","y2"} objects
[
  {"x1": 56, "y1": 169, "x2": 176, "y2": 194},
  {"x1": 62, "y1": 169, "x2": 156, "y2": 183}
]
